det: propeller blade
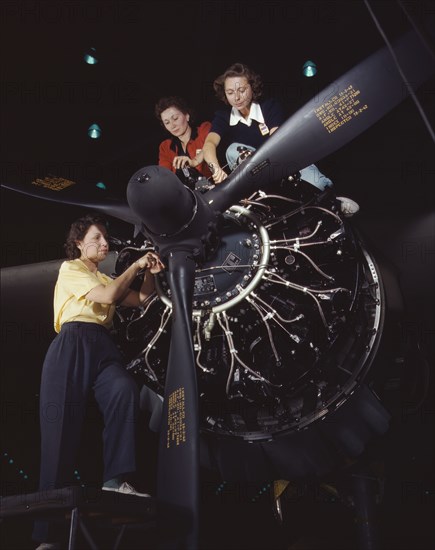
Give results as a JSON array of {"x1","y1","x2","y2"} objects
[
  {"x1": 126, "y1": 168, "x2": 218, "y2": 549},
  {"x1": 1, "y1": 181, "x2": 141, "y2": 227},
  {"x1": 157, "y1": 250, "x2": 199, "y2": 549},
  {"x1": 206, "y1": 28, "x2": 435, "y2": 212}
]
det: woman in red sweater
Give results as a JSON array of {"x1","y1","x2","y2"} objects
[{"x1": 155, "y1": 96, "x2": 212, "y2": 178}]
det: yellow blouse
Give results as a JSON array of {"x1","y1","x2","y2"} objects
[{"x1": 53, "y1": 259, "x2": 115, "y2": 333}]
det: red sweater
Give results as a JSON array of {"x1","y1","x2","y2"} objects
[{"x1": 158, "y1": 121, "x2": 212, "y2": 177}]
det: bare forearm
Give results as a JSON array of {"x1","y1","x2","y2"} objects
[
  {"x1": 189, "y1": 150, "x2": 204, "y2": 168},
  {"x1": 100, "y1": 262, "x2": 143, "y2": 304},
  {"x1": 202, "y1": 141, "x2": 220, "y2": 168},
  {"x1": 118, "y1": 252, "x2": 164, "y2": 307},
  {"x1": 203, "y1": 134, "x2": 227, "y2": 183},
  {"x1": 86, "y1": 255, "x2": 154, "y2": 305},
  {"x1": 139, "y1": 270, "x2": 155, "y2": 302},
  {"x1": 119, "y1": 271, "x2": 155, "y2": 308}
]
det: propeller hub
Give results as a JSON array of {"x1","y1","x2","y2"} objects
[
  {"x1": 127, "y1": 166, "x2": 195, "y2": 237},
  {"x1": 127, "y1": 165, "x2": 221, "y2": 262}
]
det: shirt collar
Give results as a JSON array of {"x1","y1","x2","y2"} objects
[{"x1": 229, "y1": 102, "x2": 264, "y2": 127}]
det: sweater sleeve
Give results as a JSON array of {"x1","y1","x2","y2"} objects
[
  {"x1": 158, "y1": 139, "x2": 174, "y2": 171},
  {"x1": 263, "y1": 97, "x2": 286, "y2": 128},
  {"x1": 210, "y1": 108, "x2": 231, "y2": 139}
]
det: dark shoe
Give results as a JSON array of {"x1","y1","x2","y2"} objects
[
  {"x1": 337, "y1": 196, "x2": 360, "y2": 217},
  {"x1": 102, "y1": 481, "x2": 151, "y2": 498},
  {"x1": 35, "y1": 544, "x2": 61, "y2": 550}
]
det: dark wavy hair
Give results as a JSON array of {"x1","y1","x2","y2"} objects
[
  {"x1": 154, "y1": 96, "x2": 195, "y2": 127},
  {"x1": 64, "y1": 213, "x2": 108, "y2": 260},
  {"x1": 213, "y1": 63, "x2": 263, "y2": 105}
]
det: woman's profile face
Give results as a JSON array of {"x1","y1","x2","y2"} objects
[
  {"x1": 224, "y1": 76, "x2": 253, "y2": 113},
  {"x1": 160, "y1": 106, "x2": 190, "y2": 138},
  {"x1": 76, "y1": 224, "x2": 109, "y2": 263}
]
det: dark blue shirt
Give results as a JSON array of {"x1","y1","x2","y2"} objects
[{"x1": 210, "y1": 97, "x2": 285, "y2": 151}]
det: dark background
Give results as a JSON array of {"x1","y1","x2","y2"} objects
[{"x1": 1, "y1": 1, "x2": 434, "y2": 549}]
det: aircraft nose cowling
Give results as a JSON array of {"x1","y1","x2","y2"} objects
[{"x1": 127, "y1": 165, "x2": 194, "y2": 236}]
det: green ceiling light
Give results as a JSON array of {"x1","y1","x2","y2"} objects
[
  {"x1": 96, "y1": 182, "x2": 107, "y2": 190},
  {"x1": 84, "y1": 47, "x2": 98, "y2": 65},
  {"x1": 88, "y1": 123, "x2": 102, "y2": 139},
  {"x1": 302, "y1": 60, "x2": 317, "y2": 77}
]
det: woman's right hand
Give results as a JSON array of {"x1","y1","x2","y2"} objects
[
  {"x1": 172, "y1": 155, "x2": 190, "y2": 170},
  {"x1": 209, "y1": 163, "x2": 228, "y2": 184}
]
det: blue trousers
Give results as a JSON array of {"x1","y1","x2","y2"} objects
[
  {"x1": 226, "y1": 142, "x2": 333, "y2": 190},
  {"x1": 33, "y1": 321, "x2": 139, "y2": 542}
]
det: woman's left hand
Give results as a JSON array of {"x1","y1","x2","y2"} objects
[
  {"x1": 149, "y1": 252, "x2": 165, "y2": 274},
  {"x1": 137, "y1": 252, "x2": 165, "y2": 274}
]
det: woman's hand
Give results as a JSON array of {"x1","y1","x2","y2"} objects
[
  {"x1": 136, "y1": 252, "x2": 165, "y2": 274},
  {"x1": 172, "y1": 156, "x2": 190, "y2": 170},
  {"x1": 209, "y1": 163, "x2": 228, "y2": 184}
]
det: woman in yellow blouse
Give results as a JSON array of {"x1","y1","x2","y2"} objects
[{"x1": 33, "y1": 213, "x2": 164, "y2": 548}]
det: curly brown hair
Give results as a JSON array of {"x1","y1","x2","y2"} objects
[
  {"x1": 64, "y1": 213, "x2": 108, "y2": 260},
  {"x1": 213, "y1": 63, "x2": 263, "y2": 105},
  {"x1": 154, "y1": 96, "x2": 195, "y2": 127}
]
